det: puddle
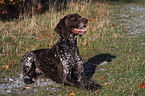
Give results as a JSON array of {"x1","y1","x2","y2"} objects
[
  {"x1": 0, "y1": 74, "x2": 59, "y2": 95},
  {"x1": 113, "y1": 4, "x2": 145, "y2": 44}
]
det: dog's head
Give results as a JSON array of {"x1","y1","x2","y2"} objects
[{"x1": 55, "y1": 14, "x2": 88, "y2": 38}]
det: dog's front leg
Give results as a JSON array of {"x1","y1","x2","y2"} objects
[
  {"x1": 74, "y1": 47, "x2": 86, "y2": 82},
  {"x1": 74, "y1": 47, "x2": 102, "y2": 91},
  {"x1": 61, "y1": 65, "x2": 82, "y2": 88}
]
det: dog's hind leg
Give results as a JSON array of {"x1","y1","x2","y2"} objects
[{"x1": 20, "y1": 52, "x2": 37, "y2": 84}]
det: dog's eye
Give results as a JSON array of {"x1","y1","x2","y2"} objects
[{"x1": 70, "y1": 17, "x2": 76, "y2": 21}]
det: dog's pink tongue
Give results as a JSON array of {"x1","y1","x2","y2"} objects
[
  {"x1": 74, "y1": 29, "x2": 86, "y2": 32},
  {"x1": 72, "y1": 28, "x2": 86, "y2": 34}
]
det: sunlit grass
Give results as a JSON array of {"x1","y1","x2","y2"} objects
[
  {"x1": 0, "y1": 0, "x2": 145, "y2": 95},
  {"x1": 0, "y1": 0, "x2": 111, "y2": 66}
]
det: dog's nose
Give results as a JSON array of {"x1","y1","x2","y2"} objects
[{"x1": 82, "y1": 18, "x2": 88, "y2": 24}]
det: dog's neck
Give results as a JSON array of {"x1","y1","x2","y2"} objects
[{"x1": 58, "y1": 34, "x2": 77, "y2": 47}]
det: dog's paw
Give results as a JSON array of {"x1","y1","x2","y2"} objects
[
  {"x1": 24, "y1": 76, "x2": 34, "y2": 84},
  {"x1": 90, "y1": 83, "x2": 102, "y2": 91},
  {"x1": 85, "y1": 81, "x2": 102, "y2": 91}
]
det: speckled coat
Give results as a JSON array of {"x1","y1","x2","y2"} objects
[{"x1": 20, "y1": 14, "x2": 101, "y2": 91}]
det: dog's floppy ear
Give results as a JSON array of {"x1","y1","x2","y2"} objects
[{"x1": 55, "y1": 16, "x2": 70, "y2": 39}]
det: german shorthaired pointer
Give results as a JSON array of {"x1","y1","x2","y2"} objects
[{"x1": 20, "y1": 14, "x2": 101, "y2": 91}]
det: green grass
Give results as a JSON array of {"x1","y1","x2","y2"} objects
[{"x1": 0, "y1": 0, "x2": 145, "y2": 95}]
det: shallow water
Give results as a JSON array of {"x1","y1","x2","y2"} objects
[{"x1": 113, "y1": 4, "x2": 145, "y2": 44}]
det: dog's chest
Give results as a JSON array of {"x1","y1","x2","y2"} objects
[{"x1": 58, "y1": 46, "x2": 76, "y2": 73}]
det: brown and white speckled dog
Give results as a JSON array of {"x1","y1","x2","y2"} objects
[{"x1": 19, "y1": 14, "x2": 101, "y2": 91}]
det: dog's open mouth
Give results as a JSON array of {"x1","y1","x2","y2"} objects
[{"x1": 72, "y1": 27, "x2": 86, "y2": 35}]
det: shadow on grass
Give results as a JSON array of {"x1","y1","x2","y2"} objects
[{"x1": 84, "y1": 53, "x2": 116, "y2": 79}]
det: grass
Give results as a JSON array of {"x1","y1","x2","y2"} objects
[{"x1": 0, "y1": 0, "x2": 145, "y2": 95}]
